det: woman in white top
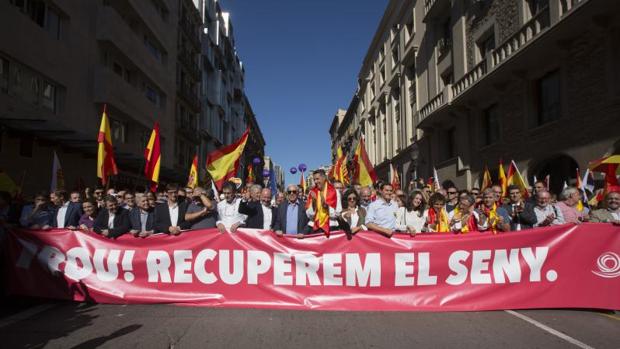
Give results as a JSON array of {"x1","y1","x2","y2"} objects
[
  {"x1": 396, "y1": 190, "x2": 428, "y2": 236},
  {"x1": 340, "y1": 188, "x2": 366, "y2": 234}
]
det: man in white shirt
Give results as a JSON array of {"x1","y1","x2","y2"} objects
[
  {"x1": 217, "y1": 181, "x2": 247, "y2": 233},
  {"x1": 51, "y1": 190, "x2": 82, "y2": 229},
  {"x1": 153, "y1": 183, "x2": 191, "y2": 235},
  {"x1": 533, "y1": 190, "x2": 565, "y2": 227}
]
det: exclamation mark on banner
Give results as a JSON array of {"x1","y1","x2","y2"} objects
[{"x1": 122, "y1": 250, "x2": 135, "y2": 282}]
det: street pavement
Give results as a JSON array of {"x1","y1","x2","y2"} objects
[{"x1": 0, "y1": 298, "x2": 618, "y2": 348}]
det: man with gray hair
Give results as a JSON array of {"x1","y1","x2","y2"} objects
[
  {"x1": 273, "y1": 184, "x2": 310, "y2": 237},
  {"x1": 447, "y1": 193, "x2": 488, "y2": 233},
  {"x1": 239, "y1": 186, "x2": 275, "y2": 230},
  {"x1": 556, "y1": 187, "x2": 587, "y2": 224},
  {"x1": 533, "y1": 190, "x2": 565, "y2": 227}
]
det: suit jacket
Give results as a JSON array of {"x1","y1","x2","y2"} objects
[
  {"x1": 153, "y1": 201, "x2": 191, "y2": 234},
  {"x1": 93, "y1": 208, "x2": 130, "y2": 238},
  {"x1": 129, "y1": 208, "x2": 154, "y2": 231},
  {"x1": 273, "y1": 200, "x2": 310, "y2": 234},
  {"x1": 502, "y1": 201, "x2": 537, "y2": 230},
  {"x1": 590, "y1": 209, "x2": 619, "y2": 223},
  {"x1": 53, "y1": 202, "x2": 83, "y2": 228},
  {"x1": 238, "y1": 200, "x2": 276, "y2": 230}
]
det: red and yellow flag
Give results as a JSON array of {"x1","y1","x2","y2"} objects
[
  {"x1": 306, "y1": 181, "x2": 338, "y2": 237},
  {"x1": 498, "y1": 159, "x2": 507, "y2": 197},
  {"x1": 144, "y1": 122, "x2": 161, "y2": 192},
  {"x1": 353, "y1": 137, "x2": 377, "y2": 187},
  {"x1": 299, "y1": 171, "x2": 307, "y2": 195},
  {"x1": 187, "y1": 154, "x2": 199, "y2": 189},
  {"x1": 390, "y1": 163, "x2": 400, "y2": 190},
  {"x1": 245, "y1": 164, "x2": 255, "y2": 184},
  {"x1": 206, "y1": 128, "x2": 250, "y2": 190},
  {"x1": 334, "y1": 147, "x2": 349, "y2": 185},
  {"x1": 481, "y1": 165, "x2": 492, "y2": 191},
  {"x1": 506, "y1": 160, "x2": 529, "y2": 199},
  {"x1": 97, "y1": 104, "x2": 118, "y2": 185}
]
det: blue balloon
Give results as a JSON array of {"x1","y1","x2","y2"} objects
[
  {"x1": 298, "y1": 163, "x2": 307, "y2": 172},
  {"x1": 252, "y1": 157, "x2": 262, "y2": 165},
  {"x1": 290, "y1": 167, "x2": 298, "y2": 174},
  {"x1": 262, "y1": 169, "x2": 271, "y2": 178}
]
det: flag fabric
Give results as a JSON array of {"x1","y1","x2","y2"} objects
[
  {"x1": 210, "y1": 179, "x2": 220, "y2": 203},
  {"x1": 245, "y1": 164, "x2": 255, "y2": 184},
  {"x1": 332, "y1": 146, "x2": 349, "y2": 185},
  {"x1": 144, "y1": 122, "x2": 161, "y2": 192},
  {"x1": 481, "y1": 165, "x2": 492, "y2": 191},
  {"x1": 433, "y1": 167, "x2": 442, "y2": 191},
  {"x1": 50, "y1": 151, "x2": 64, "y2": 192},
  {"x1": 187, "y1": 155, "x2": 199, "y2": 189},
  {"x1": 390, "y1": 163, "x2": 400, "y2": 190},
  {"x1": 307, "y1": 181, "x2": 338, "y2": 237},
  {"x1": 498, "y1": 159, "x2": 507, "y2": 197},
  {"x1": 545, "y1": 175, "x2": 550, "y2": 191},
  {"x1": 506, "y1": 160, "x2": 530, "y2": 199},
  {"x1": 206, "y1": 129, "x2": 250, "y2": 190},
  {"x1": 299, "y1": 171, "x2": 307, "y2": 195},
  {"x1": 575, "y1": 168, "x2": 585, "y2": 211},
  {"x1": 97, "y1": 105, "x2": 118, "y2": 185},
  {"x1": 353, "y1": 137, "x2": 377, "y2": 187}
]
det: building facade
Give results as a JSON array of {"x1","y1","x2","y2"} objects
[
  {"x1": 331, "y1": 0, "x2": 620, "y2": 194},
  {"x1": 0, "y1": 0, "x2": 264, "y2": 195}
]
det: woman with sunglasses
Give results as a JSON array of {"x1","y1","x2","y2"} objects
[
  {"x1": 340, "y1": 188, "x2": 366, "y2": 234},
  {"x1": 396, "y1": 190, "x2": 428, "y2": 236}
]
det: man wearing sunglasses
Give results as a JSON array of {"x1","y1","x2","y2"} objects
[{"x1": 273, "y1": 185, "x2": 310, "y2": 238}]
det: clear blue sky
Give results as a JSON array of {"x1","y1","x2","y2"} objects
[{"x1": 221, "y1": 0, "x2": 388, "y2": 186}]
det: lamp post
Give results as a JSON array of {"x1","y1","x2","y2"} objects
[{"x1": 410, "y1": 143, "x2": 420, "y2": 182}]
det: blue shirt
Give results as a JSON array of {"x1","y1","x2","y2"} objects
[
  {"x1": 286, "y1": 202, "x2": 299, "y2": 234},
  {"x1": 365, "y1": 198, "x2": 399, "y2": 230}
]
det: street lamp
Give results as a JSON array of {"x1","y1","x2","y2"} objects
[{"x1": 410, "y1": 143, "x2": 420, "y2": 181}]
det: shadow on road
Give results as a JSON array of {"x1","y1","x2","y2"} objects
[{"x1": 69, "y1": 324, "x2": 143, "y2": 349}]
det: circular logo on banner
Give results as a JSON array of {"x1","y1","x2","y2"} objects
[{"x1": 592, "y1": 252, "x2": 620, "y2": 278}]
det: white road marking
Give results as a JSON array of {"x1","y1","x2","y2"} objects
[
  {"x1": 505, "y1": 310, "x2": 595, "y2": 349},
  {"x1": 0, "y1": 304, "x2": 57, "y2": 328}
]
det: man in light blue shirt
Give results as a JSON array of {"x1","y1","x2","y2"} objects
[{"x1": 365, "y1": 183, "x2": 398, "y2": 237}]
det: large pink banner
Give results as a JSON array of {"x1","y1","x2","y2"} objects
[{"x1": 3, "y1": 224, "x2": 620, "y2": 311}]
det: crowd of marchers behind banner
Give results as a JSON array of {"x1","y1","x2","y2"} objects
[{"x1": 0, "y1": 168, "x2": 619, "y2": 241}]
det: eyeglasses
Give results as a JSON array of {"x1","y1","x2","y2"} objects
[
  {"x1": 447, "y1": 191, "x2": 457, "y2": 195},
  {"x1": 287, "y1": 190, "x2": 298, "y2": 194}
]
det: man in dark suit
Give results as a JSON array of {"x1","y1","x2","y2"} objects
[
  {"x1": 93, "y1": 195, "x2": 130, "y2": 238},
  {"x1": 51, "y1": 190, "x2": 83, "y2": 228},
  {"x1": 239, "y1": 187, "x2": 276, "y2": 230},
  {"x1": 153, "y1": 183, "x2": 191, "y2": 235},
  {"x1": 273, "y1": 185, "x2": 310, "y2": 238},
  {"x1": 503, "y1": 185, "x2": 538, "y2": 230},
  {"x1": 129, "y1": 195, "x2": 154, "y2": 238}
]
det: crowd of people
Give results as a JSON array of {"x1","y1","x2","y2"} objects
[{"x1": 0, "y1": 170, "x2": 619, "y2": 241}]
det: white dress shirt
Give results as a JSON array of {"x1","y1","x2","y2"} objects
[
  {"x1": 395, "y1": 207, "x2": 428, "y2": 232},
  {"x1": 217, "y1": 198, "x2": 246, "y2": 229},
  {"x1": 56, "y1": 201, "x2": 70, "y2": 228},
  {"x1": 168, "y1": 203, "x2": 179, "y2": 227},
  {"x1": 108, "y1": 212, "x2": 115, "y2": 229},
  {"x1": 262, "y1": 204, "x2": 272, "y2": 230}
]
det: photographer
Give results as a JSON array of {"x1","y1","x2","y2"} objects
[{"x1": 184, "y1": 187, "x2": 218, "y2": 230}]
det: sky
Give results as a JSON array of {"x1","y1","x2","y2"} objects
[{"x1": 220, "y1": 0, "x2": 388, "y2": 186}]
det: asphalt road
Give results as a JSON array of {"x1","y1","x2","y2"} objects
[{"x1": 0, "y1": 298, "x2": 618, "y2": 349}]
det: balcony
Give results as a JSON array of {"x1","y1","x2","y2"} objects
[
  {"x1": 424, "y1": 0, "x2": 450, "y2": 22},
  {"x1": 451, "y1": 59, "x2": 487, "y2": 98},
  {"x1": 419, "y1": 84, "x2": 452, "y2": 121},
  {"x1": 491, "y1": 7, "x2": 550, "y2": 68},
  {"x1": 93, "y1": 66, "x2": 158, "y2": 127},
  {"x1": 179, "y1": 17, "x2": 201, "y2": 49},
  {"x1": 96, "y1": 6, "x2": 169, "y2": 86},
  {"x1": 178, "y1": 47, "x2": 201, "y2": 80},
  {"x1": 177, "y1": 86, "x2": 201, "y2": 112}
]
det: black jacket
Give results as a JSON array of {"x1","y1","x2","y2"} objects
[
  {"x1": 502, "y1": 201, "x2": 538, "y2": 230},
  {"x1": 129, "y1": 208, "x2": 154, "y2": 231},
  {"x1": 238, "y1": 200, "x2": 276, "y2": 230},
  {"x1": 93, "y1": 208, "x2": 130, "y2": 238},
  {"x1": 273, "y1": 200, "x2": 310, "y2": 234},
  {"x1": 52, "y1": 202, "x2": 83, "y2": 228},
  {"x1": 153, "y1": 202, "x2": 191, "y2": 234}
]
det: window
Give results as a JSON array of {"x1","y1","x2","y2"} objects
[
  {"x1": 110, "y1": 119, "x2": 126, "y2": 143},
  {"x1": 144, "y1": 36, "x2": 162, "y2": 62},
  {"x1": 146, "y1": 85, "x2": 158, "y2": 105},
  {"x1": 438, "y1": 17, "x2": 452, "y2": 57},
  {"x1": 27, "y1": 0, "x2": 46, "y2": 27},
  {"x1": 440, "y1": 71, "x2": 453, "y2": 90},
  {"x1": 536, "y1": 70, "x2": 561, "y2": 125},
  {"x1": 380, "y1": 66, "x2": 385, "y2": 86},
  {"x1": 477, "y1": 33, "x2": 495, "y2": 63},
  {"x1": 46, "y1": 7, "x2": 61, "y2": 39},
  {"x1": 405, "y1": 15, "x2": 414, "y2": 41},
  {"x1": 391, "y1": 46, "x2": 399, "y2": 68},
  {"x1": 41, "y1": 80, "x2": 55, "y2": 111},
  {"x1": 442, "y1": 128, "x2": 457, "y2": 160},
  {"x1": 11, "y1": 0, "x2": 63, "y2": 40},
  {"x1": 0, "y1": 57, "x2": 8, "y2": 92},
  {"x1": 482, "y1": 105, "x2": 500, "y2": 146}
]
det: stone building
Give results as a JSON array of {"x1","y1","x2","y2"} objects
[{"x1": 331, "y1": 0, "x2": 620, "y2": 194}]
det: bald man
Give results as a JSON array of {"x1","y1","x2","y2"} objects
[{"x1": 239, "y1": 187, "x2": 276, "y2": 230}]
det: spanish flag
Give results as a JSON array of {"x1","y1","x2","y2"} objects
[
  {"x1": 353, "y1": 137, "x2": 377, "y2": 187},
  {"x1": 390, "y1": 163, "x2": 400, "y2": 190},
  {"x1": 506, "y1": 160, "x2": 529, "y2": 199},
  {"x1": 481, "y1": 165, "x2": 492, "y2": 191},
  {"x1": 245, "y1": 164, "x2": 255, "y2": 184},
  {"x1": 97, "y1": 104, "x2": 118, "y2": 185},
  {"x1": 299, "y1": 170, "x2": 307, "y2": 195},
  {"x1": 307, "y1": 180, "x2": 338, "y2": 237},
  {"x1": 498, "y1": 159, "x2": 507, "y2": 197},
  {"x1": 187, "y1": 154, "x2": 199, "y2": 189},
  {"x1": 144, "y1": 122, "x2": 161, "y2": 192},
  {"x1": 206, "y1": 128, "x2": 249, "y2": 190},
  {"x1": 333, "y1": 146, "x2": 349, "y2": 185}
]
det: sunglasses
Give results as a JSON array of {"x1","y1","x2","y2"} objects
[
  {"x1": 347, "y1": 197, "x2": 357, "y2": 201},
  {"x1": 287, "y1": 190, "x2": 298, "y2": 194}
]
